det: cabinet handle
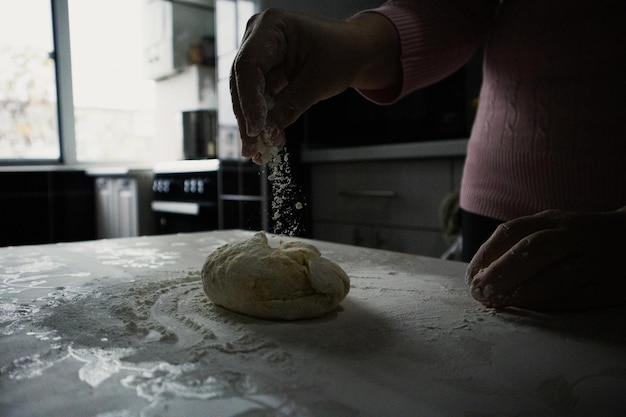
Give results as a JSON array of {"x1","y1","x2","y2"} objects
[{"x1": 340, "y1": 190, "x2": 397, "y2": 198}]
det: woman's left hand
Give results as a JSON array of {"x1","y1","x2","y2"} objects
[{"x1": 465, "y1": 207, "x2": 626, "y2": 312}]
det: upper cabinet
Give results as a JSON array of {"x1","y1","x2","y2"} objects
[{"x1": 143, "y1": 0, "x2": 216, "y2": 80}]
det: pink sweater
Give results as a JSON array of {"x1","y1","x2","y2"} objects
[{"x1": 362, "y1": 0, "x2": 626, "y2": 221}]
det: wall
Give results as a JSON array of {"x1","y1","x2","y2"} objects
[{"x1": 0, "y1": 170, "x2": 96, "y2": 246}]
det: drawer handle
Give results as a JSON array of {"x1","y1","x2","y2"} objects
[{"x1": 340, "y1": 190, "x2": 397, "y2": 198}]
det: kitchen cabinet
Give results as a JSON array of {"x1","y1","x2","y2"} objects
[
  {"x1": 143, "y1": 0, "x2": 215, "y2": 80},
  {"x1": 92, "y1": 171, "x2": 154, "y2": 239},
  {"x1": 310, "y1": 157, "x2": 464, "y2": 257},
  {"x1": 218, "y1": 160, "x2": 269, "y2": 231}
]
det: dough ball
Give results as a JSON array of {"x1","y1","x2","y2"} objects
[{"x1": 201, "y1": 232, "x2": 350, "y2": 320}]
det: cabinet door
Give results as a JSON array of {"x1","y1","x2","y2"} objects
[
  {"x1": 311, "y1": 160, "x2": 452, "y2": 229},
  {"x1": 95, "y1": 177, "x2": 139, "y2": 239},
  {"x1": 313, "y1": 222, "x2": 448, "y2": 257},
  {"x1": 310, "y1": 158, "x2": 463, "y2": 257},
  {"x1": 95, "y1": 178, "x2": 116, "y2": 239},
  {"x1": 115, "y1": 178, "x2": 139, "y2": 238}
]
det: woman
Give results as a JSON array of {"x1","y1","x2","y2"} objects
[{"x1": 230, "y1": 0, "x2": 626, "y2": 311}]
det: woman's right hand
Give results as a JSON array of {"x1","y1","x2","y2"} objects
[{"x1": 230, "y1": 8, "x2": 401, "y2": 164}]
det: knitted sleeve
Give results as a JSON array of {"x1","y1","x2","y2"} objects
[{"x1": 357, "y1": 0, "x2": 498, "y2": 104}]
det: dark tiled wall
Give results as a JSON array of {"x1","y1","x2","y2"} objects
[{"x1": 0, "y1": 170, "x2": 96, "y2": 246}]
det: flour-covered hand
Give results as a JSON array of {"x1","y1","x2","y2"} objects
[
  {"x1": 466, "y1": 208, "x2": 626, "y2": 311},
  {"x1": 230, "y1": 8, "x2": 401, "y2": 164}
]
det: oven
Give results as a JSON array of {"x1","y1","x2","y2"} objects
[{"x1": 151, "y1": 160, "x2": 220, "y2": 234}]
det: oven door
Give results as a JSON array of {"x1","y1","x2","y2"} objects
[{"x1": 151, "y1": 200, "x2": 218, "y2": 234}]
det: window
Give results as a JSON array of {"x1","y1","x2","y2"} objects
[
  {"x1": 0, "y1": 0, "x2": 60, "y2": 161},
  {"x1": 68, "y1": 0, "x2": 156, "y2": 163},
  {"x1": 0, "y1": 0, "x2": 157, "y2": 164}
]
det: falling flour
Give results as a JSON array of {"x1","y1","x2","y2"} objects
[{"x1": 267, "y1": 150, "x2": 304, "y2": 236}]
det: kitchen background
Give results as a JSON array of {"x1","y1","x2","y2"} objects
[{"x1": 0, "y1": 0, "x2": 480, "y2": 259}]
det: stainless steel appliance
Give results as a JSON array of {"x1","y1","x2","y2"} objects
[
  {"x1": 151, "y1": 160, "x2": 220, "y2": 234},
  {"x1": 151, "y1": 159, "x2": 269, "y2": 235},
  {"x1": 183, "y1": 110, "x2": 218, "y2": 160}
]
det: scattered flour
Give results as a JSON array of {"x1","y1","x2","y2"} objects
[{"x1": 266, "y1": 150, "x2": 304, "y2": 236}]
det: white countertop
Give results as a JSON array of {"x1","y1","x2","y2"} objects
[{"x1": 1, "y1": 230, "x2": 625, "y2": 417}]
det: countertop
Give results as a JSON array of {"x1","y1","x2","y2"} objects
[
  {"x1": 299, "y1": 139, "x2": 468, "y2": 163},
  {"x1": 1, "y1": 230, "x2": 625, "y2": 417}
]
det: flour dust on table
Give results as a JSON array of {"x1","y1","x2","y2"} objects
[
  {"x1": 3, "y1": 231, "x2": 626, "y2": 417},
  {"x1": 2, "y1": 268, "x2": 335, "y2": 416},
  {"x1": 0, "y1": 234, "x2": 368, "y2": 416}
]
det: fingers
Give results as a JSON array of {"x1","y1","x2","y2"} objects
[
  {"x1": 234, "y1": 64, "x2": 268, "y2": 138},
  {"x1": 230, "y1": 11, "x2": 303, "y2": 160},
  {"x1": 231, "y1": 71, "x2": 296, "y2": 162},
  {"x1": 469, "y1": 228, "x2": 573, "y2": 305},
  {"x1": 234, "y1": 13, "x2": 268, "y2": 118},
  {"x1": 230, "y1": 10, "x2": 288, "y2": 153},
  {"x1": 231, "y1": 31, "x2": 280, "y2": 140},
  {"x1": 465, "y1": 209, "x2": 626, "y2": 311},
  {"x1": 229, "y1": 8, "x2": 359, "y2": 162},
  {"x1": 466, "y1": 211, "x2": 574, "y2": 307},
  {"x1": 231, "y1": 58, "x2": 325, "y2": 161},
  {"x1": 466, "y1": 213, "x2": 558, "y2": 284}
]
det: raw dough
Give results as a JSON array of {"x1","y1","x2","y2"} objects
[{"x1": 201, "y1": 232, "x2": 350, "y2": 320}]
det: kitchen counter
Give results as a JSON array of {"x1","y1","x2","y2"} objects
[
  {"x1": 300, "y1": 139, "x2": 468, "y2": 163},
  {"x1": 1, "y1": 230, "x2": 625, "y2": 417}
]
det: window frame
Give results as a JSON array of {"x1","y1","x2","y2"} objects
[
  {"x1": 0, "y1": 0, "x2": 71, "y2": 166},
  {"x1": 51, "y1": 0, "x2": 77, "y2": 165}
]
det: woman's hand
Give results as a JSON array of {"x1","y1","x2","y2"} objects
[
  {"x1": 230, "y1": 8, "x2": 400, "y2": 164},
  {"x1": 466, "y1": 208, "x2": 626, "y2": 312}
]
